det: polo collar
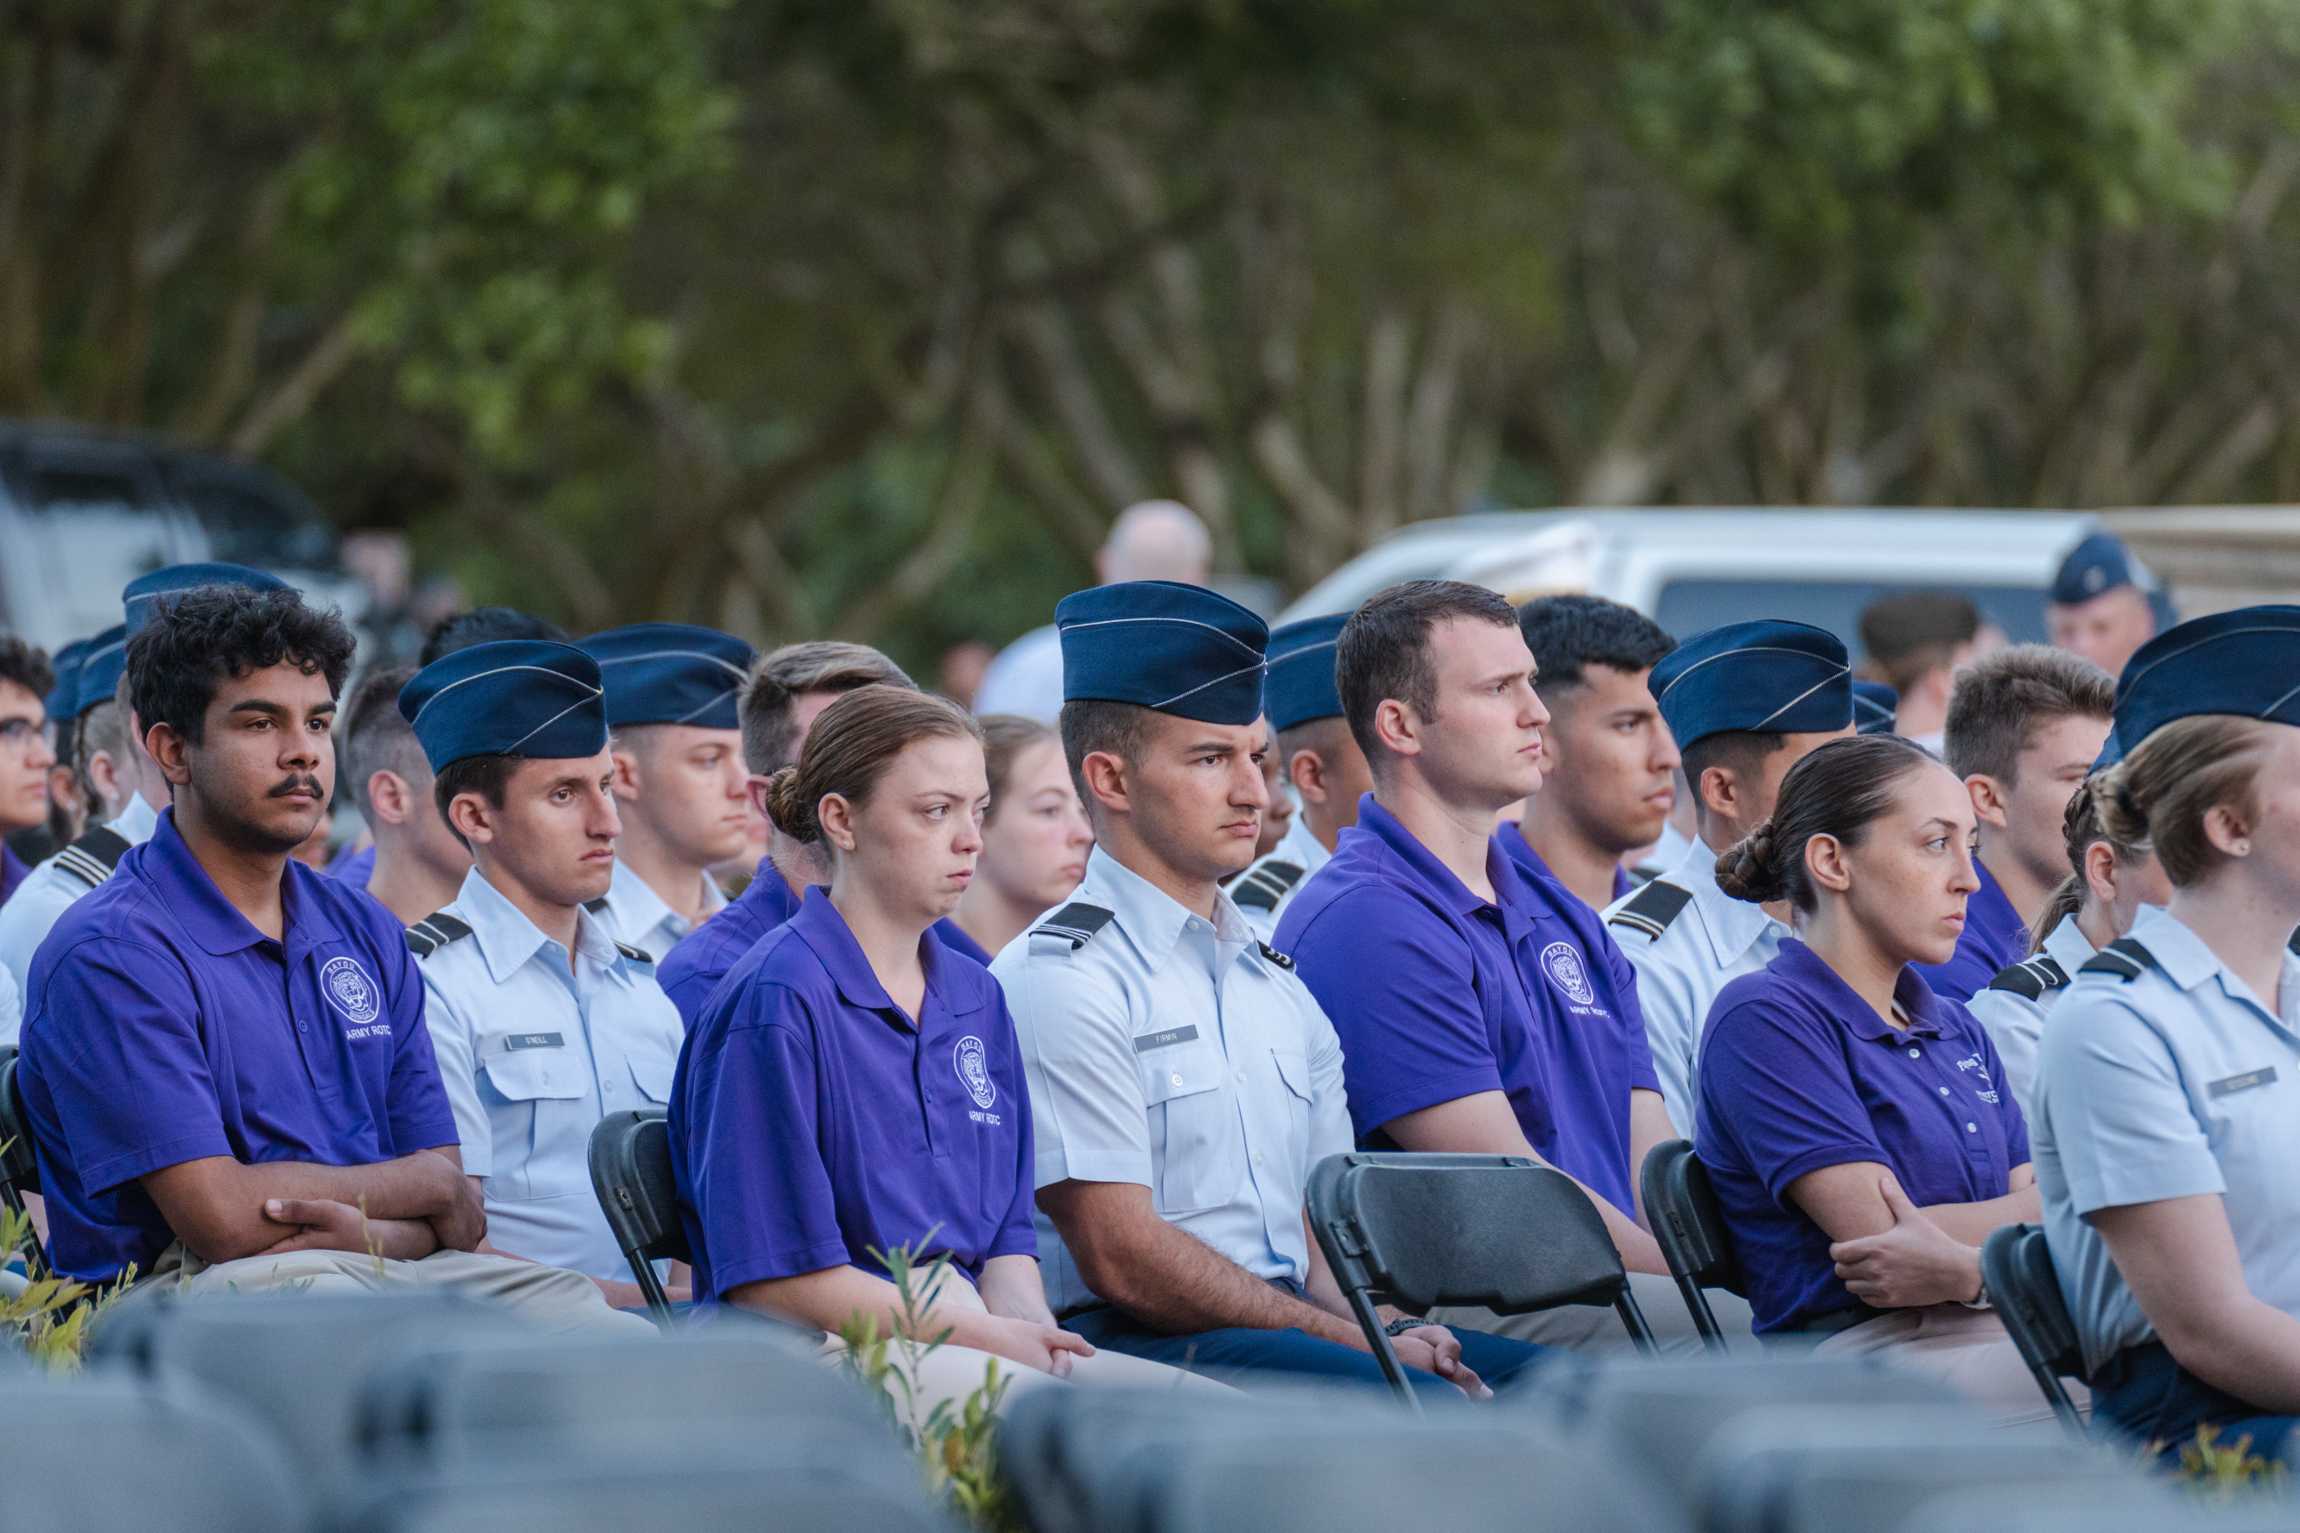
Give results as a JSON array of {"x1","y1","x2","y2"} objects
[
  {"x1": 1673, "y1": 836, "x2": 1790, "y2": 968},
  {"x1": 1078, "y1": 845, "x2": 1253, "y2": 972},
  {"x1": 1347, "y1": 794, "x2": 1554, "y2": 930},
  {"x1": 142, "y1": 807, "x2": 342, "y2": 958},
  {"x1": 1773, "y1": 938, "x2": 1950, "y2": 1042},
  {"x1": 788, "y1": 886, "x2": 984, "y2": 1020},
  {"x1": 458, "y1": 866, "x2": 633, "y2": 988}
]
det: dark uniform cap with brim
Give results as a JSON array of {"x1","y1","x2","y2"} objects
[
  {"x1": 1056, "y1": 580, "x2": 1270, "y2": 726},
  {"x1": 2097, "y1": 603, "x2": 2300, "y2": 768},
  {"x1": 1648, "y1": 619, "x2": 1853, "y2": 753},
  {"x1": 1262, "y1": 613, "x2": 1348, "y2": 733},
  {"x1": 2050, "y1": 531, "x2": 2152, "y2": 607},
  {"x1": 122, "y1": 562, "x2": 291, "y2": 637},
  {"x1": 43, "y1": 638, "x2": 88, "y2": 722},
  {"x1": 398, "y1": 640, "x2": 609, "y2": 773},
  {"x1": 73, "y1": 625, "x2": 127, "y2": 718},
  {"x1": 578, "y1": 622, "x2": 755, "y2": 731},
  {"x1": 1851, "y1": 679, "x2": 1899, "y2": 736}
]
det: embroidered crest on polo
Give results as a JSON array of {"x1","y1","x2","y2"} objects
[
  {"x1": 1540, "y1": 941, "x2": 1596, "y2": 1007},
  {"x1": 954, "y1": 1035, "x2": 996, "y2": 1110},
  {"x1": 321, "y1": 956, "x2": 382, "y2": 1026}
]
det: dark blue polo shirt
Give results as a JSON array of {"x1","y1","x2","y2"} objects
[
  {"x1": 669, "y1": 887, "x2": 1035, "y2": 1305},
  {"x1": 1909, "y1": 858, "x2": 2027, "y2": 1004},
  {"x1": 1695, "y1": 940, "x2": 2030, "y2": 1333},
  {"x1": 19, "y1": 809, "x2": 461, "y2": 1283},
  {"x1": 1277, "y1": 795, "x2": 1661, "y2": 1214},
  {"x1": 657, "y1": 859, "x2": 992, "y2": 1031}
]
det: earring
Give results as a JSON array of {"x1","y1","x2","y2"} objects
[{"x1": 2235, "y1": 840, "x2": 2253, "y2": 855}]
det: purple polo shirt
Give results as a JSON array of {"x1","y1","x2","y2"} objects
[
  {"x1": 0, "y1": 844, "x2": 27, "y2": 908},
  {"x1": 326, "y1": 843, "x2": 377, "y2": 888},
  {"x1": 1495, "y1": 820, "x2": 1632, "y2": 908},
  {"x1": 1276, "y1": 795, "x2": 1661, "y2": 1214},
  {"x1": 669, "y1": 887, "x2": 1035, "y2": 1305},
  {"x1": 19, "y1": 809, "x2": 461, "y2": 1283},
  {"x1": 656, "y1": 859, "x2": 992, "y2": 1030},
  {"x1": 1909, "y1": 859, "x2": 2027, "y2": 1004},
  {"x1": 1694, "y1": 940, "x2": 2030, "y2": 1334}
]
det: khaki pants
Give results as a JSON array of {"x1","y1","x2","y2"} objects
[
  {"x1": 131, "y1": 1244, "x2": 654, "y2": 1335},
  {"x1": 1815, "y1": 1304, "x2": 2088, "y2": 1429},
  {"x1": 1430, "y1": 1270, "x2": 1761, "y2": 1356}
]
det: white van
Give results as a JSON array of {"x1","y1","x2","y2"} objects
[{"x1": 1277, "y1": 508, "x2": 2100, "y2": 659}]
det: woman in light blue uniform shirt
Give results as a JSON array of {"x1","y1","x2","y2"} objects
[{"x1": 2034, "y1": 605, "x2": 2300, "y2": 1460}]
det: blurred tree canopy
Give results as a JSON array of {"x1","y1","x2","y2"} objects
[{"x1": 5, "y1": 0, "x2": 2293, "y2": 671}]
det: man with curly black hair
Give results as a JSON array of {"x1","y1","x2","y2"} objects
[
  {"x1": 0, "y1": 635, "x2": 56, "y2": 909},
  {"x1": 15, "y1": 585, "x2": 638, "y2": 1327}
]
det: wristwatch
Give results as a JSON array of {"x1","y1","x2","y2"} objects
[
  {"x1": 1961, "y1": 1273, "x2": 1993, "y2": 1311},
  {"x1": 1383, "y1": 1315, "x2": 1429, "y2": 1337}
]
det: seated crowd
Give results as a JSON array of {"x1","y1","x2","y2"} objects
[{"x1": 1, "y1": 519, "x2": 2297, "y2": 1464}]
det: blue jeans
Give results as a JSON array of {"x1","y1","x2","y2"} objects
[
  {"x1": 2095, "y1": 1342, "x2": 2300, "y2": 1464},
  {"x1": 1063, "y1": 1306, "x2": 1559, "y2": 1400}
]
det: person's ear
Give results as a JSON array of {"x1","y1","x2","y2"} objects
[
  {"x1": 144, "y1": 722, "x2": 192, "y2": 788},
  {"x1": 745, "y1": 774, "x2": 775, "y2": 822},
  {"x1": 1964, "y1": 774, "x2": 2011, "y2": 832},
  {"x1": 2202, "y1": 801, "x2": 2253, "y2": 859},
  {"x1": 448, "y1": 791, "x2": 499, "y2": 848},
  {"x1": 1079, "y1": 750, "x2": 1131, "y2": 818},
  {"x1": 607, "y1": 743, "x2": 643, "y2": 803},
  {"x1": 1806, "y1": 832, "x2": 1853, "y2": 895},
  {"x1": 367, "y1": 770, "x2": 406, "y2": 828},
  {"x1": 2082, "y1": 838, "x2": 2119, "y2": 906},
  {"x1": 1288, "y1": 748, "x2": 1327, "y2": 807},
  {"x1": 817, "y1": 791, "x2": 858, "y2": 854},
  {"x1": 1372, "y1": 699, "x2": 1420, "y2": 759},
  {"x1": 1697, "y1": 764, "x2": 1737, "y2": 822}
]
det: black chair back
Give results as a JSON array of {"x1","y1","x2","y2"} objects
[
  {"x1": 1639, "y1": 1139, "x2": 1741, "y2": 1350},
  {"x1": 1981, "y1": 1223, "x2": 2087, "y2": 1438},
  {"x1": 1308, "y1": 1151, "x2": 1654, "y2": 1406},
  {"x1": 0, "y1": 1047, "x2": 52, "y2": 1280},
  {"x1": 585, "y1": 1109, "x2": 688, "y2": 1324}
]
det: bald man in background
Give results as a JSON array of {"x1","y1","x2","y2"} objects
[{"x1": 972, "y1": 500, "x2": 1213, "y2": 721}]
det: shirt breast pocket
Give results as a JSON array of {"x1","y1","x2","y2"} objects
[
  {"x1": 477, "y1": 1035, "x2": 586, "y2": 1200},
  {"x1": 1137, "y1": 1041, "x2": 1239, "y2": 1216},
  {"x1": 626, "y1": 1046, "x2": 676, "y2": 1107},
  {"x1": 1271, "y1": 1048, "x2": 1315, "y2": 1172}
]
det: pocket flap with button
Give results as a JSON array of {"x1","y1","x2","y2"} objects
[
  {"x1": 1138, "y1": 1043, "x2": 1223, "y2": 1106},
  {"x1": 478, "y1": 1033, "x2": 584, "y2": 1102},
  {"x1": 1271, "y1": 1049, "x2": 1315, "y2": 1104},
  {"x1": 627, "y1": 1047, "x2": 677, "y2": 1104}
]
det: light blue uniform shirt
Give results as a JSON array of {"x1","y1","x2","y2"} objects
[
  {"x1": 1602, "y1": 836, "x2": 1790, "y2": 1134},
  {"x1": 992, "y1": 846, "x2": 1354, "y2": 1315},
  {"x1": 1963, "y1": 913, "x2": 2098, "y2": 1122},
  {"x1": 2034, "y1": 905, "x2": 2300, "y2": 1376},
  {"x1": 0, "y1": 794, "x2": 160, "y2": 989},
  {"x1": 1229, "y1": 814, "x2": 1331, "y2": 943},
  {"x1": 417, "y1": 867, "x2": 685, "y2": 1279},
  {"x1": 0, "y1": 962, "x2": 18, "y2": 1047},
  {"x1": 592, "y1": 858, "x2": 725, "y2": 965}
]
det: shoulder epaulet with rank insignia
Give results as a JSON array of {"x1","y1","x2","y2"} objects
[
  {"x1": 2288, "y1": 926, "x2": 2300, "y2": 958},
  {"x1": 1029, "y1": 901, "x2": 1115, "y2": 953},
  {"x1": 1607, "y1": 879, "x2": 1693, "y2": 943},
  {"x1": 405, "y1": 911, "x2": 475, "y2": 959},
  {"x1": 1256, "y1": 941, "x2": 1295, "y2": 971},
  {"x1": 583, "y1": 896, "x2": 611, "y2": 916},
  {"x1": 615, "y1": 941, "x2": 654, "y2": 966},
  {"x1": 1986, "y1": 954, "x2": 2070, "y2": 1002},
  {"x1": 1231, "y1": 859, "x2": 1306, "y2": 914},
  {"x1": 2078, "y1": 937, "x2": 2156, "y2": 982},
  {"x1": 52, "y1": 825, "x2": 131, "y2": 891}
]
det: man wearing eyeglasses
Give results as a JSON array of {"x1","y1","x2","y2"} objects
[{"x1": 0, "y1": 637, "x2": 57, "y2": 910}]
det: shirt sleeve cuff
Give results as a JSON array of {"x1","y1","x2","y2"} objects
[
  {"x1": 706, "y1": 1239, "x2": 857, "y2": 1301},
  {"x1": 80, "y1": 1131, "x2": 239, "y2": 1198},
  {"x1": 1759, "y1": 1143, "x2": 1889, "y2": 1207},
  {"x1": 2068, "y1": 1158, "x2": 2227, "y2": 1216},
  {"x1": 398, "y1": 1116, "x2": 469, "y2": 1161},
  {"x1": 1034, "y1": 1148, "x2": 1151, "y2": 1191},
  {"x1": 1349, "y1": 1066, "x2": 1507, "y2": 1139}
]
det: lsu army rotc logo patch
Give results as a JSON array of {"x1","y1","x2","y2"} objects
[
  {"x1": 321, "y1": 955, "x2": 382, "y2": 1027},
  {"x1": 1539, "y1": 941, "x2": 1596, "y2": 1007},
  {"x1": 954, "y1": 1035, "x2": 996, "y2": 1110}
]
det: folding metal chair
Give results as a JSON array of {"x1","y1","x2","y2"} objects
[
  {"x1": 1307, "y1": 1150, "x2": 1654, "y2": 1409},
  {"x1": 585, "y1": 1108, "x2": 688, "y2": 1325},
  {"x1": 1981, "y1": 1222, "x2": 2089, "y2": 1438},
  {"x1": 1639, "y1": 1138, "x2": 1742, "y2": 1351},
  {"x1": 0, "y1": 1047, "x2": 53, "y2": 1281}
]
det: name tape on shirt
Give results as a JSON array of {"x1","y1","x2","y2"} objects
[
  {"x1": 2208, "y1": 1066, "x2": 2278, "y2": 1099},
  {"x1": 506, "y1": 1032, "x2": 566, "y2": 1051},
  {"x1": 1133, "y1": 1025, "x2": 1200, "y2": 1052}
]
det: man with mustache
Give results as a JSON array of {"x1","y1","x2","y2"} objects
[
  {"x1": 403, "y1": 640, "x2": 688, "y2": 1309},
  {"x1": 15, "y1": 584, "x2": 636, "y2": 1327}
]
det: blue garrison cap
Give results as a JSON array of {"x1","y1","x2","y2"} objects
[
  {"x1": 579, "y1": 623, "x2": 755, "y2": 731},
  {"x1": 1263, "y1": 613, "x2": 1347, "y2": 733},
  {"x1": 123, "y1": 562, "x2": 290, "y2": 637},
  {"x1": 42, "y1": 638, "x2": 88, "y2": 722},
  {"x1": 73, "y1": 626, "x2": 127, "y2": 718},
  {"x1": 2097, "y1": 604, "x2": 2300, "y2": 768},
  {"x1": 1650, "y1": 619, "x2": 1853, "y2": 752},
  {"x1": 398, "y1": 641, "x2": 609, "y2": 772},
  {"x1": 1057, "y1": 580, "x2": 1268, "y2": 726},
  {"x1": 2050, "y1": 532, "x2": 2154, "y2": 607},
  {"x1": 1851, "y1": 680, "x2": 1899, "y2": 736}
]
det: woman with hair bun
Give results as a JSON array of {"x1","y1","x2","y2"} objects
[
  {"x1": 2035, "y1": 606, "x2": 2300, "y2": 1461},
  {"x1": 669, "y1": 684, "x2": 1205, "y2": 1402},
  {"x1": 1694, "y1": 733, "x2": 2054, "y2": 1421},
  {"x1": 1965, "y1": 777, "x2": 2170, "y2": 1118}
]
